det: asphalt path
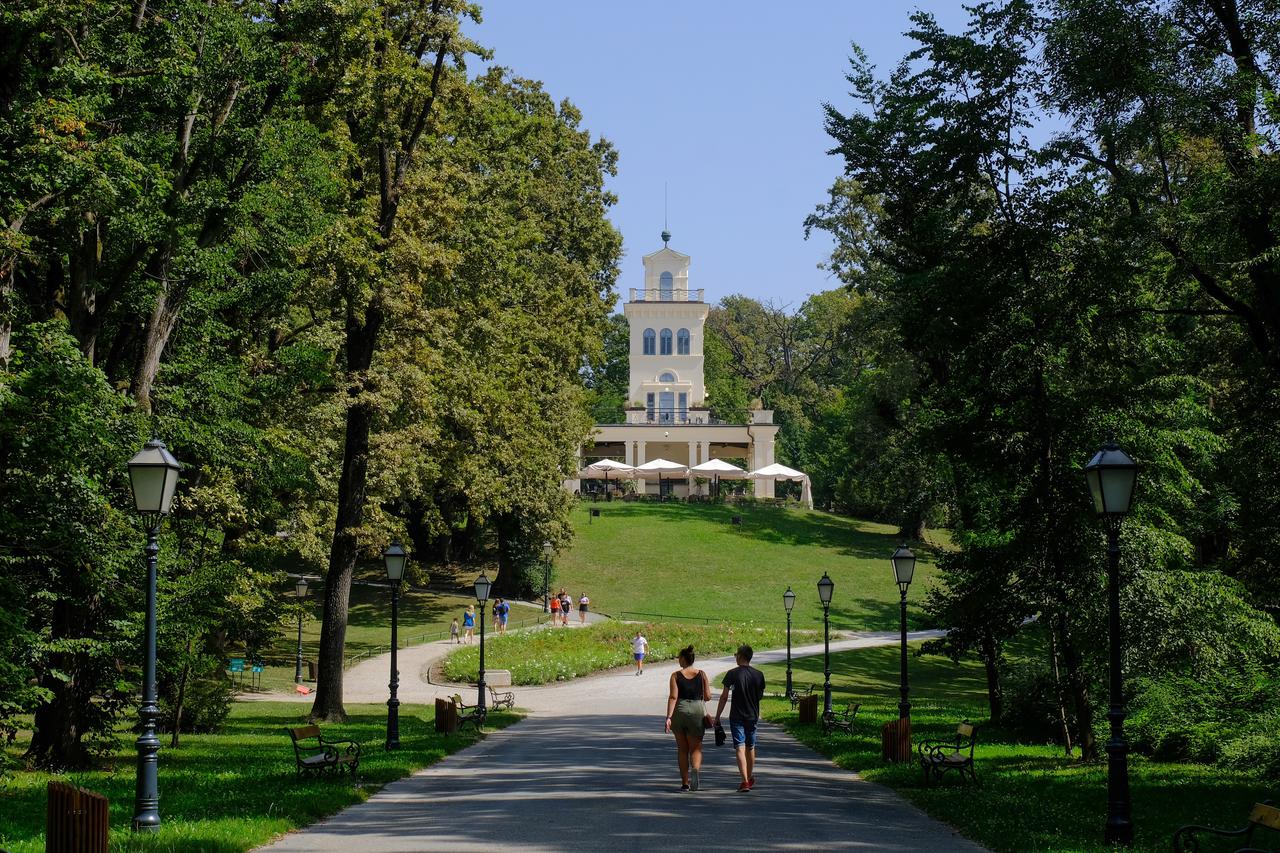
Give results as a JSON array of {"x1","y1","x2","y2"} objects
[{"x1": 257, "y1": 631, "x2": 986, "y2": 853}]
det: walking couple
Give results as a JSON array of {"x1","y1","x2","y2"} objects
[{"x1": 664, "y1": 644, "x2": 765, "y2": 793}]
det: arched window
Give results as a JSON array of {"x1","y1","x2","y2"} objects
[
  {"x1": 677, "y1": 328, "x2": 690, "y2": 355},
  {"x1": 660, "y1": 271, "x2": 674, "y2": 300},
  {"x1": 643, "y1": 328, "x2": 656, "y2": 355},
  {"x1": 658, "y1": 371, "x2": 676, "y2": 383},
  {"x1": 660, "y1": 328, "x2": 673, "y2": 355}
]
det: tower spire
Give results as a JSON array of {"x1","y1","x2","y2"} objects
[{"x1": 662, "y1": 183, "x2": 670, "y2": 246}]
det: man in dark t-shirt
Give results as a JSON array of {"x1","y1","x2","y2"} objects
[{"x1": 715, "y1": 644, "x2": 766, "y2": 792}]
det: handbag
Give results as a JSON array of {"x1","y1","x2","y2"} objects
[{"x1": 714, "y1": 723, "x2": 727, "y2": 746}]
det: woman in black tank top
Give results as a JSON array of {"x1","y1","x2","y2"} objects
[{"x1": 664, "y1": 645, "x2": 711, "y2": 791}]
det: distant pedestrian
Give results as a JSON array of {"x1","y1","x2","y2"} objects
[
  {"x1": 449, "y1": 618, "x2": 460, "y2": 644},
  {"x1": 462, "y1": 606, "x2": 476, "y2": 644},
  {"x1": 559, "y1": 592, "x2": 572, "y2": 626},
  {"x1": 578, "y1": 593, "x2": 590, "y2": 624},
  {"x1": 715, "y1": 644, "x2": 766, "y2": 792},
  {"x1": 550, "y1": 594, "x2": 561, "y2": 625},
  {"x1": 632, "y1": 631, "x2": 648, "y2": 675},
  {"x1": 495, "y1": 598, "x2": 509, "y2": 634},
  {"x1": 665, "y1": 645, "x2": 711, "y2": 792}
]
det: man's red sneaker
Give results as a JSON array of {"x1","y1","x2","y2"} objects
[
  {"x1": 747, "y1": 776, "x2": 756, "y2": 789},
  {"x1": 737, "y1": 782, "x2": 751, "y2": 793}
]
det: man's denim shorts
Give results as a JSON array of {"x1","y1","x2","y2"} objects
[{"x1": 731, "y1": 721, "x2": 758, "y2": 748}]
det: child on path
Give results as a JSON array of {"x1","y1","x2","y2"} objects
[
  {"x1": 632, "y1": 631, "x2": 648, "y2": 675},
  {"x1": 559, "y1": 592, "x2": 572, "y2": 626},
  {"x1": 578, "y1": 593, "x2": 590, "y2": 624},
  {"x1": 495, "y1": 598, "x2": 509, "y2": 634},
  {"x1": 462, "y1": 606, "x2": 476, "y2": 644},
  {"x1": 449, "y1": 618, "x2": 460, "y2": 644},
  {"x1": 550, "y1": 594, "x2": 561, "y2": 626}
]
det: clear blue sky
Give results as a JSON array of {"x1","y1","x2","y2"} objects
[{"x1": 467, "y1": 2, "x2": 969, "y2": 307}]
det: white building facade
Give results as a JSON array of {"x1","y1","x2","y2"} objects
[{"x1": 569, "y1": 236, "x2": 780, "y2": 497}]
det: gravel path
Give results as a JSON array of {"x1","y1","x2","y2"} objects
[{"x1": 255, "y1": 628, "x2": 986, "y2": 852}]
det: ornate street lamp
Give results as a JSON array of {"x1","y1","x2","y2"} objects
[
  {"x1": 783, "y1": 587, "x2": 796, "y2": 699},
  {"x1": 1085, "y1": 439, "x2": 1139, "y2": 846},
  {"x1": 817, "y1": 573, "x2": 835, "y2": 717},
  {"x1": 382, "y1": 542, "x2": 407, "y2": 750},
  {"x1": 891, "y1": 545, "x2": 916, "y2": 721},
  {"x1": 126, "y1": 439, "x2": 181, "y2": 832},
  {"x1": 474, "y1": 572, "x2": 492, "y2": 719},
  {"x1": 293, "y1": 578, "x2": 309, "y2": 684},
  {"x1": 542, "y1": 540, "x2": 554, "y2": 614}
]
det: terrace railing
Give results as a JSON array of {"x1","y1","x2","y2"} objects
[{"x1": 629, "y1": 288, "x2": 704, "y2": 302}]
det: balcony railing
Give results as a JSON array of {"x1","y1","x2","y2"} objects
[
  {"x1": 643, "y1": 408, "x2": 725, "y2": 425},
  {"x1": 629, "y1": 288, "x2": 704, "y2": 302}
]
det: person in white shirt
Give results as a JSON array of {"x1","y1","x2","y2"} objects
[{"x1": 632, "y1": 631, "x2": 648, "y2": 675}]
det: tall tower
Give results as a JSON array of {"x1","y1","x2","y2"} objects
[{"x1": 623, "y1": 234, "x2": 709, "y2": 423}]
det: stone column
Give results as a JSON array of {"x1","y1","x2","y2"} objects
[{"x1": 636, "y1": 440, "x2": 647, "y2": 496}]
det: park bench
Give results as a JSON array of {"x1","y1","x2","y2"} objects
[
  {"x1": 286, "y1": 725, "x2": 361, "y2": 778},
  {"x1": 789, "y1": 683, "x2": 815, "y2": 709},
  {"x1": 821, "y1": 702, "x2": 860, "y2": 736},
  {"x1": 451, "y1": 693, "x2": 484, "y2": 731},
  {"x1": 1173, "y1": 800, "x2": 1280, "y2": 852},
  {"x1": 487, "y1": 684, "x2": 516, "y2": 711},
  {"x1": 918, "y1": 721, "x2": 979, "y2": 784}
]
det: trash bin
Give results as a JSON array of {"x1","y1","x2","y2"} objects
[
  {"x1": 434, "y1": 697, "x2": 458, "y2": 733},
  {"x1": 881, "y1": 717, "x2": 912, "y2": 762},
  {"x1": 306, "y1": 660, "x2": 316, "y2": 681},
  {"x1": 797, "y1": 694, "x2": 819, "y2": 725}
]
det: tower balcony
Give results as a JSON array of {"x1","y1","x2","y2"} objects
[{"x1": 629, "y1": 288, "x2": 704, "y2": 303}]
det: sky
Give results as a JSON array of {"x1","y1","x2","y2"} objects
[{"x1": 466, "y1": 2, "x2": 971, "y2": 308}]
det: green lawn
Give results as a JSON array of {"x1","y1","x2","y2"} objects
[
  {"x1": 759, "y1": 644, "x2": 1273, "y2": 852},
  {"x1": 0, "y1": 702, "x2": 519, "y2": 853},
  {"x1": 557, "y1": 501, "x2": 945, "y2": 632},
  {"x1": 443, "y1": 620, "x2": 820, "y2": 685}
]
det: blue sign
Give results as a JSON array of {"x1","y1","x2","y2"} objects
[{"x1": 229, "y1": 658, "x2": 245, "y2": 673}]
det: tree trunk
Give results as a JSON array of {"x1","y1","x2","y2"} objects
[
  {"x1": 131, "y1": 271, "x2": 184, "y2": 413},
  {"x1": 26, "y1": 600, "x2": 90, "y2": 769},
  {"x1": 979, "y1": 629, "x2": 1003, "y2": 723},
  {"x1": 1049, "y1": 620, "x2": 1074, "y2": 757},
  {"x1": 1056, "y1": 610, "x2": 1097, "y2": 760}
]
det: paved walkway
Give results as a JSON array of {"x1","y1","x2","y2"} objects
[{"x1": 257, "y1": 630, "x2": 985, "y2": 852}]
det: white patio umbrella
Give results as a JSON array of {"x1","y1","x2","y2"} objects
[
  {"x1": 579, "y1": 458, "x2": 634, "y2": 494},
  {"x1": 634, "y1": 458, "x2": 689, "y2": 497},
  {"x1": 748, "y1": 462, "x2": 814, "y2": 509},
  {"x1": 690, "y1": 458, "x2": 747, "y2": 498}
]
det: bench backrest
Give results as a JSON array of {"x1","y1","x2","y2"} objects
[
  {"x1": 287, "y1": 725, "x2": 321, "y2": 758},
  {"x1": 452, "y1": 694, "x2": 464, "y2": 708},
  {"x1": 1251, "y1": 802, "x2": 1280, "y2": 830},
  {"x1": 955, "y1": 721, "x2": 979, "y2": 757}
]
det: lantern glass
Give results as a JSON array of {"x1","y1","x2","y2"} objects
[
  {"x1": 383, "y1": 542, "x2": 407, "y2": 582},
  {"x1": 817, "y1": 573, "x2": 834, "y2": 606},
  {"x1": 891, "y1": 545, "x2": 916, "y2": 587},
  {"x1": 127, "y1": 439, "x2": 181, "y2": 515},
  {"x1": 543, "y1": 540, "x2": 554, "y2": 557},
  {"x1": 295, "y1": 578, "x2": 309, "y2": 599},
  {"x1": 783, "y1": 587, "x2": 796, "y2": 613},
  {"x1": 474, "y1": 572, "x2": 492, "y2": 603},
  {"x1": 1084, "y1": 442, "x2": 1138, "y2": 516}
]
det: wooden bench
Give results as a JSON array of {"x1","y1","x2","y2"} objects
[
  {"x1": 918, "y1": 721, "x2": 979, "y2": 783},
  {"x1": 821, "y1": 702, "x2": 860, "y2": 736},
  {"x1": 789, "y1": 683, "x2": 815, "y2": 710},
  {"x1": 451, "y1": 693, "x2": 484, "y2": 731},
  {"x1": 487, "y1": 684, "x2": 516, "y2": 711},
  {"x1": 1173, "y1": 800, "x2": 1280, "y2": 852},
  {"x1": 286, "y1": 725, "x2": 361, "y2": 778}
]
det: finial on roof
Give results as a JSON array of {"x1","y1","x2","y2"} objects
[{"x1": 661, "y1": 229, "x2": 671, "y2": 247}]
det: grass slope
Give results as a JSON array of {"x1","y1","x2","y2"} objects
[
  {"x1": 0, "y1": 703, "x2": 518, "y2": 853},
  {"x1": 758, "y1": 644, "x2": 1272, "y2": 852},
  {"x1": 557, "y1": 501, "x2": 945, "y2": 631}
]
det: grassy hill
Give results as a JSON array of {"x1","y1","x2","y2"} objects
[{"x1": 555, "y1": 501, "x2": 947, "y2": 632}]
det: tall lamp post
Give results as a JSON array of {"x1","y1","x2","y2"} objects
[
  {"x1": 126, "y1": 439, "x2": 181, "y2": 832},
  {"x1": 817, "y1": 572, "x2": 834, "y2": 717},
  {"x1": 383, "y1": 542, "x2": 407, "y2": 750},
  {"x1": 542, "y1": 540, "x2": 553, "y2": 613},
  {"x1": 1085, "y1": 439, "x2": 1139, "y2": 846},
  {"x1": 474, "y1": 572, "x2": 492, "y2": 719},
  {"x1": 783, "y1": 587, "x2": 796, "y2": 699},
  {"x1": 891, "y1": 545, "x2": 916, "y2": 721},
  {"x1": 293, "y1": 578, "x2": 309, "y2": 684}
]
